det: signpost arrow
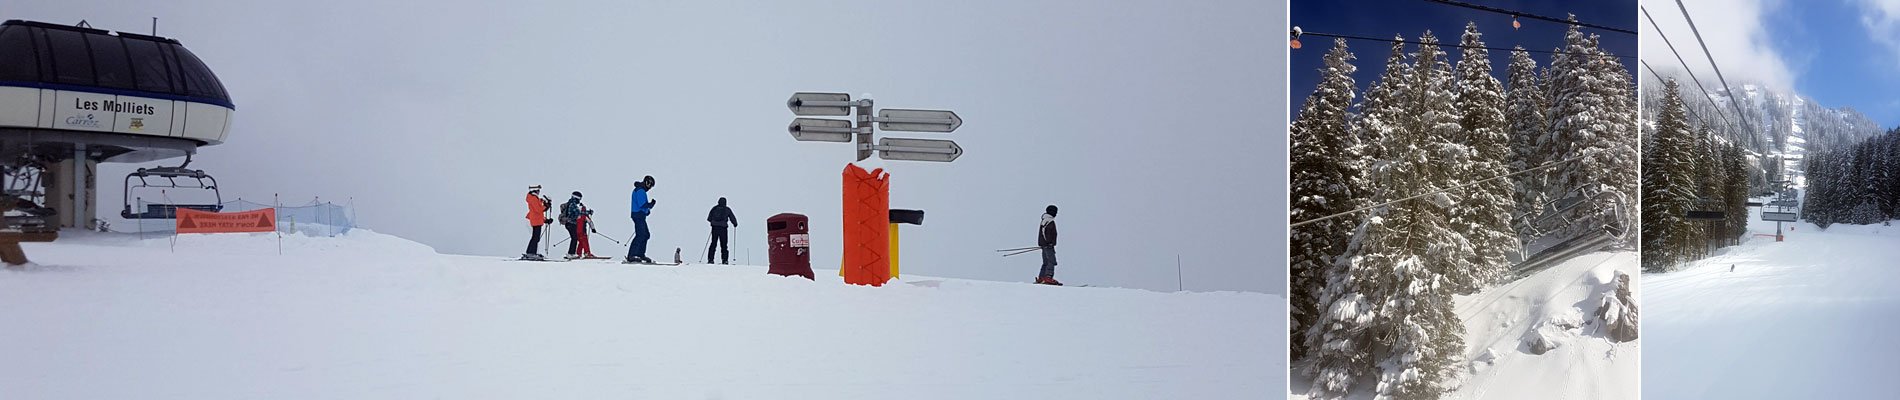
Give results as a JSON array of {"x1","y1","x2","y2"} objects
[
  {"x1": 788, "y1": 118, "x2": 856, "y2": 142},
  {"x1": 787, "y1": 92, "x2": 855, "y2": 116},
  {"x1": 876, "y1": 137, "x2": 962, "y2": 162},
  {"x1": 876, "y1": 109, "x2": 961, "y2": 132}
]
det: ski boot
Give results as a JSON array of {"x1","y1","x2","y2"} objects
[{"x1": 1035, "y1": 276, "x2": 1063, "y2": 286}]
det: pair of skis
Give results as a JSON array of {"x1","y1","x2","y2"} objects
[{"x1": 510, "y1": 256, "x2": 680, "y2": 266}]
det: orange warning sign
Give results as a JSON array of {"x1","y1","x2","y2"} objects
[{"x1": 176, "y1": 208, "x2": 277, "y2": 234}]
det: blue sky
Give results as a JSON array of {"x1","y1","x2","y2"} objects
[
  {"x1": 1290, "y1": 0, "x2": 1636, "y2": 115},
  {"x1": 1763, "y1": 0, "x2": 1900, "y2": 125}
]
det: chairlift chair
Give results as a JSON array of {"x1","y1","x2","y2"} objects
[{"x1": 121, "y1": 164, "x2": 223, "y2": 220}]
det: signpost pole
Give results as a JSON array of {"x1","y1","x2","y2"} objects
[{"x1": 856, "y1": 99, "x2": 874, "y2": 162}]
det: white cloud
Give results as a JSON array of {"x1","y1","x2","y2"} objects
[
  {"x1": 1639, "y1": 0, "x2": 1795, "y2": 91},
  {"x1": 1856, "y1": 0, "x2": 1900, "y2": 69}
]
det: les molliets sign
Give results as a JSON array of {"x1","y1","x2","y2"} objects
[{"x1": 55, "y1": 90, "x2": 172, "y2": 135}]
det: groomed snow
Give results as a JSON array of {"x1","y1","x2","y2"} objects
[
  {"x1": 0, "y1": 230, "x2": 1281, "y2": 399},
  {"x1": 1645, "y1": 206, "x2": 1898, "y2": 399}
]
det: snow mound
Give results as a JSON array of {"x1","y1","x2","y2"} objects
[
  {"x1": 1449, "y1": 251, "x2": 1639, "y2": 399},
  {"x1": 0, "y1": 230, "x2": 1280, "y2": 399}
]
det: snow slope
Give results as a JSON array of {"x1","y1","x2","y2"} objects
[
  {"x1": 1645, "y1": 206, "x2": 1898, "y2": 399},
  {"x1": 1289, "y1": 251, "x2": 1639, "y2": 399},
  {"x1": 1450, "y1": 251, "x2": 1638, "y2": 400},
  {"x1": 0, "y1": 230, "x2": 1281, "y2": 399}
]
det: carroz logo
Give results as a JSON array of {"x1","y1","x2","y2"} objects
[
  {"x1": 128, "y1": 118, "x2": 145, "y2": 130},
  {"x1": 64, "y1": 114, "x2": 102, "y2": 128}
]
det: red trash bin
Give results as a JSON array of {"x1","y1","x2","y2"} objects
[{"x1": 767, "y1": 213, "x2": 813, "y2": 279}]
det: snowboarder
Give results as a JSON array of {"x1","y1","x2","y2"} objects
[
  {"x1": 706, "y1": 197, "x2": 739, "y2": 264},
  {"x1": 625, "y1": 176, "x2": 658, "y2": 263},
  {"x1": 1035, "y1": 205, "x2": 1062, "y2": 286},
  {"x1": 559, "y1": 191, "x2": 590, "y2": 259},
  {"x1": 522, "y1": 185, "x2": 552, "y2": 261}
]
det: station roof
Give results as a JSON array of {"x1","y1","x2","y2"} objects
[{"x1": 0, "y1": 20, "x2": 233, "y2": 109}]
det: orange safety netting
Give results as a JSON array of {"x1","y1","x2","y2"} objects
[{"x1": 840, "y1": 164, "x2": 891, "y2": 286}]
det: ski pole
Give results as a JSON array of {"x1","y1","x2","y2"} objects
[
  {"x1": 1001, "y1": 248, "x2": 1039, "y2": 257},
  {"x1": 593, "y1": 231, "x2": 625, "y2": 245},
  {"x1": 996, "y1": 246, "x2": 1040, "y2": 252}
]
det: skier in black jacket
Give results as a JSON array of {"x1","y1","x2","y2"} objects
[
  {"x1": 1036, "y1": 205, "x2": 1062, "y2": 286},
  {"x1": 559, "y1": 191, "x2": 587, "y2": 259},
  {"x1": 706, "y1": 197, "x2": 739, "y2": 264}
]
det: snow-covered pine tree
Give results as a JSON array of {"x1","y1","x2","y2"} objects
[
  {"x1": 1452, "y1": 22, "x2": 1516, "y2": 292},
  {"x1": 1354, "y1": 35, "x2": 1415, "y2": 166},
  {"x1": 1694, "y1": 125, "x2": 1721, "y2": 258},
  {"x1": 1589, "y1": 32, "x2": 1641, "y2": 245},
  {"x1": 1505, "y1": 47, "x2": 1549, "y2": 241},
  {"x1": 1801, "y1": 152, "x2": 1829, "y2": 228},
  {"x1": 1546, "y1": 20, "x2": 1639, "y2": 244},
  {"x1": 1856, "y1": 142, "x2": 1885, "y2": 224},
  {"x1": 1371, "y1": 30, "x2": 1467, "y2": 400},
  {"x1": 1289, "y1": 38, "x2": 1362, "y2": 362},
  {"x1": 1880, "y1": 132, "x2": 1900, "y2": 219},
  {"x1": 1641, "y1": 79, "x2": 1697, "y2": 272},
  {"x1": 1854, "y1": 140, "x2": 1884, "y2": 223},
  {"x1": 1305, "y1": 36, "x2": 1414, "y2": 400},
  {"x1": 1723, "y1": 143, "x2": 1750, "y2": 246}
]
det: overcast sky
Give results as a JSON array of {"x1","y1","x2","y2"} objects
[{"x1": 3, "y1": 0, "x2": 1287, "y2": 294}]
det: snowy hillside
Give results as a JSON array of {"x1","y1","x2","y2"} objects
[
  {"x1": 1291, "y1": 251, "x2": 1640, "y2": 399},
  {"x1": 0, "y1": 230, "x2": 1281, "y2": 399},
  {"x1": 1641, "y1": 76, "x2": 1883, "y2": 188},
  {"x1": 1645, "y1": 204, "x2": 1898, "y2": 399}
]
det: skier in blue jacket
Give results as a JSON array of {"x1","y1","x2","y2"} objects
[{"x1": 626, "y1": 176, "x2": 658, "y2": 263}]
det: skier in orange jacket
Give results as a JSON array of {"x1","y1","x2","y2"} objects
[{"x1": 523, "y1": 185, "x2": 552, "y2": 260}]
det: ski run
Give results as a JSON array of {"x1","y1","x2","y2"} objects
[
  {"x1": 1644, "y1": 198, "x2": 1899, "y2": 398},
  {"x1": 0, "y1": 230, "x2": 1278, "y2": 399}
]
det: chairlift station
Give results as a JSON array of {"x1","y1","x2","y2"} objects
[{"x1": 0, "y1": 20, "x2": 235, "y2": 242}]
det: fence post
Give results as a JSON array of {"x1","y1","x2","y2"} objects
[{"x1": 163, "y1": 190, "x2": 174, "y2": 253}]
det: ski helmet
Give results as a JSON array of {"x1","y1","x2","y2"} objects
[{"x1": 1046, "y1": 205, "x2": 1058, "y2": 216}]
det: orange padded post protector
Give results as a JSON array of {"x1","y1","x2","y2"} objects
[{"x1": 841, "y1": 164, "x2": 891, "y2": 286}]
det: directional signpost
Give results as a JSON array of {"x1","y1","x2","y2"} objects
[
  {"x1": 784, "y1": 92, "x2": 962, "y2": 163},
  {"x1": 783, "y1": 92, "x2": 964, "y2": 288}
]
